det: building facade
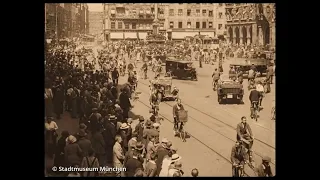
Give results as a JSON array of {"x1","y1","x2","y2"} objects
[
  {"x1": 165, "y1": 3, "x2": 226, "y2": 40},
  {"x1": 225, "y1": 3, "x2": 275, "y2": 46},
  {"x1": 89, "y1": 12, "x2": 103, "y2": 36},
  {"x1": 103, "y1": 3, "x2": 226, "y2": 41},
  {"x1": 103, "y1": 3, "x2": 167, "y2": 41},
  {"x1": 45, "y1": 3, "x2": 89, "y2": 39}
]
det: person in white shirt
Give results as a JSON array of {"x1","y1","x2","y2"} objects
[
  {"x1": 45, "y1": 117, "x2": 58, "y2": 157},
  {"x1": 256, "y1": 81, "x2": 265, "y2": 106}
]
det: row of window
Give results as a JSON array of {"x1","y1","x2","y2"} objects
[
  {"x1": 169, "y1": 21, "x2": 225, "y2": 30},
  {"x1": 111, "y1": 22, "x2": 163, "y2": 29},
  {"x1": 169, "y1": 9, "x2": 224, "y2": 18}
]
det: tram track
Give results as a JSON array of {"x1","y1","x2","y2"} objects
[{"x1": 136, "y1": 80, "x2": 275, "y2": 167}]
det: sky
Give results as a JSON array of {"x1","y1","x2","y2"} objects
[{"x1": 87, "y1": 3, "x2": 103, "y2": 12}]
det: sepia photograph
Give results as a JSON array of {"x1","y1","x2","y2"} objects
[{"x1": 45, "y1": 3, "x2": 275, "y2": 177}]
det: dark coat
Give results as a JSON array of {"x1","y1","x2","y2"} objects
[
  {"x1": 91, "y1": 132, "x2": 106, "y2": 155},
  {"x1": 125, "y1": 158, "x2": 143, "y2": 177},
  {"x1": 54, "y1": 136, "x2": 68, "y2": 167},
  {"x1": 236, "y1": 123, "x2": 253, "y2": 140},
  {"x1": 155, "y1": 146, "x2": 169, "y2": 176},
  {"x1": 230, "y1": 145, "x2": 248, "y2": 164},
  {"x1": 119, "y1": 92, "x2": 131, "y2": 110},
  {"x1": 255, "y1": 164, "x2": 273, "y2": 177},
  {"x1": 134, "y1": 123, "x2": 144, "y2": 142},
  {"x1": 119, "y1": 130, "x2": 129, "y2": 151},
  {"x1": 249, "y1": 90, "x2": 260, "y2": 102},
  {"x1": 77, "y1": 137, "x2": 92, "y2": 157},
  {"x1": 64, "y1": 143, "x2": 83, "y2": 166}
]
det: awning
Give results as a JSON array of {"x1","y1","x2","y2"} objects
[
  {"x1": 200, "y1": 32, "x2": 215, "y2": 37},
  {"x1": 138, "y1": 32, "x2": 147, "y2": 40},
  {"x1": 111, "y1": 10, "x2": 116, "y2": 14},
  {"x1": 110, "y1": 32, "x2": 124, "y2": 39},
  {"x1": 184, "y1": 32, "x2": 198, "y2": 37},
  {"x1": 172, "y1": 32, "x2": 187, "y2": 39},
  {"x1": 124, "y1": 32, "x2": 137, "y2": 39}
]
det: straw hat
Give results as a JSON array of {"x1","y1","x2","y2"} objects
[
  {"x1": 171, "y1": 154, "x2": 182, "y2": 162},
  {"x1": 66, "y1": 135, "x2": 77, "y2": 144},
  {"x1": 120, "y1": 123, "x2": 130, "y2": 130}
]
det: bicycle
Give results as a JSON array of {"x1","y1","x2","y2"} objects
[
  {"x1": 251, "y1": 101, "x2": 259, "y2": 121},
  {"x1": 232, "y1": 164, "x2": 245, "y2": 177},
  {"x1": 271, "y1": 106, "x2": 276, "y2": 120},
  {"x1": 175, "y1": 121, "x2": 186, "y2": 142}
]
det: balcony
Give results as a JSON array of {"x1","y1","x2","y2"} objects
[{"x1": 110, "y1": 13, "x2": 154, "y2": 20}]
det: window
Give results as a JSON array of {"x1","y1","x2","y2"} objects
[
  {"x1": 169, "y1": 21, "x2": 174, "y2": 28},
  {"x1": 209, "y1": 10, "x2": 213, "y2": 17},
  {"x1": 187, "y1": 9, "x2": 191, "y2": 16},
  {"x1": 118, "y1": 22, "x2": 122, "y2": 29},
  {"x1": 218, "y1": 24, "x2": 222, "y2": 30},
  {"x1": 202, "y1": 9, "x2": 206, "y2": 16},
  {"x1": 219, "y1": 12, "x2": 223, "y2": 19},
  {"x1": 178, "y1": 9, "x2": 183, "y2": 16},
  {"x1": 187, "y1": 22, "x2": 191, "y2": 28},
  {"x1": 169, "y1": 9, "x2": 174, "y2": 16},
  {"x1": 132, "y1": 23, "x2": 136, "y2": 29},
  {"x1": 196, "y1": 22, "x2": 200, "y2": 28},
  {"x1": 196, "y1": 9, "x2": 200, "y2": 16},
  {"x1": 202, "y1": 22, "x2": 206, "y2": 29},
  {"x1": 111, "y1": 22, "x2": 115, "y2": 29},
  {"x1": 209, "y1": 22, "x2": 213, "y2": 28},
  {"x1": 178, "y1": 22, "x2": 182, "y2": 28},
  {"x1": 125, "y1": 23, "x2": 129, "y2": 29}
]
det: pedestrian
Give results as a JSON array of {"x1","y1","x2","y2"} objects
[
  {"x1": 45, "y1": 83, "x2": 54, "y2": 118},
  {"x1": 102, "y1": 115, "x2": 117, "y2": 165},
  {"x1": 91, "y1": 127, "x2": 106, "y2": 166},
  {"x1": 113, "y1": 135, "x2": 125, "y2": 177},
  {"x1": 80, "y1": 148, "x2": 100, "y2": 177},
  {"x1": 119, "y1": 88, "x2": 132, "y2": 119},
  {"x1": 54, "y1": 130, "x2": 69, "y2": 175},
  {"x1": 191, "y1": 168, "x2": 199, "y2": 177},
  {"x1": 52, "y1": 84, "x2": 64, "y2": 119},
  {"x1": 77, "y1": 131, "x2": 92, "y2": 158},
  {"x1": 255, "y1": 156, "x2": 273, "y2": 177},
  {"x1": 168, "y1": 161, "x2": 184, "y2": 177},
  {"x1": 125, "y1": 150, "x2": 143, "y2": 177},
  {"x1": 112, "y1": 67, "x2": 119, "y2": 86},
  {"x1": 155, "y1": 138, "x2": 170, "y2": 176},
  {"x1": 64, "y1": 135, "x2": 82, "y2": 167},
  {"x1": 118, "y1": 123, "x2": 130, "y2": 154},
  {"x1": 45, "y1": 117, "x2": 58, "y2": 157},
  {"x1": 134, "y1": 116, "x2": 145, "y2": 142},
  {"x1": 89, "y1": 107, "x2": 102, "y2": 134},
  {"x1": 158, "y1": 150, "x2": 173, "y2": 177},
  {"x1": 128, "y1": 132, "x2": 138, "y2": 151},
  {"x1": 143, "y1": 121, "x2": 153, "y2": 147},
  {"x1": 144, "y1": 153, "x2": 158, "y2": 177}
]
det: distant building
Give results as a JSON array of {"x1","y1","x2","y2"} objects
[
  {"x1": 225, "y1": 3, "x2": 275, "y2": 46},
  {"x1": 103, "y1": 3, "x2": 166, "y2": 41},
  {"x1": 165, "y1": 3, "x2": 226, "y2": 40},
  {"x1": 89, "y1": 12, "x2": 103, "y2": 37}
]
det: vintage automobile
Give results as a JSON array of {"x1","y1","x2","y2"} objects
[
  {"x1": 217, "y1": 74, "x2": 244, "y2": 104},
  {"x1": 165, "y1": 59, "x2": 197, "y2": 80},
  {"x1": 230, "y1": 57, "x2": 268, "y2": 76},
  {"x1": 151, "y1": 77, "x2": 177, "y2": 101}
]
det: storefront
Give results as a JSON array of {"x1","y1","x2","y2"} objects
[
  {"x1": 124, "y1": 32, "x2": 137, "y2": 40},
  {"x1": 110, "y1": 32, "x2": 124, "y2": 40}
]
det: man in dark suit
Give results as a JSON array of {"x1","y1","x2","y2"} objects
[
  {"x1": 102, "y1": 115, "x2": 117, "y2": 165},
  {"x1": 112, "y1": 67, "x2": 119, "y2": 86},
  {"x1": 119, "y1": 88, "x2": 132, "y2": 119},
  {"x1": 125, "y1": 150, "x2": 143, "y2": 177},
  {"x1": 249, "y1": 86, "x2": 261, "y2": 118}
]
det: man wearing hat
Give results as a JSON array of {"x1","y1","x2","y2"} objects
[
  {"x1": 155, "y1": 138, "x2": 170, "y2": 176},
  {"x1": 255, "y1": 156, "x2": 273, "y2": 177},
  {"x1": 89, "y1": 106, "x2": 102, "y2": 134},
  {"x1": 76, "y1": 130, "x2": 91, "y2": 157},
  {"x1": 134, "y1": 116, "x2": 145, "y2": 142},
  {"x1": 119, "y1": 123, "x2": 130, "y2": 153},
  {"x1": 143, "y1": 120, "x2": 153, "y2": 147},
  {"x1": 168, "y1": 161, "x2": 184, "y2": 177}
]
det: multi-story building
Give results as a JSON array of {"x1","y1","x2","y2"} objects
[
  {"x1": 103, "y1": 3, "x2": 166, "y2": 41},
  {"x1": 165, "y1": 3, "x2": 227, "y2": 40},
  {"x1": 89, "y1": 12, "x2": 103, "y2": 36},
  {"x1": 45, "y1": 3, "x2": 89, "y2": 39},
  {"x1": 225, "y1": 3, "x2": 275, "y2": 46}
]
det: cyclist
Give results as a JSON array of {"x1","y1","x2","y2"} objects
[
  {"x1": 212, "y1": 68, "x2": 220, "y2": 90},
  {"x1": 256, "y1": 156, "x2": 273, "y2": 177},
  {"x1": 256, "y1": 81, "x2": 265, "y2": 107},
  {"x1": 236, "y1": 116, "x2": 254, "y2": 161},
  {"x1": 149, "y1": 89, "x2": 159, "y2": 115},
  {"x1": 172, "y1": 99, "x2": 185, "y2": 134},
  {"x1": 231, "y1": 141, "x2": 248, "y2": 176},
  {"x1": 248, "y1": 66, "x2": 256, "y2": 89},
  {"x1": 249, "y1": 86, "x2": 261, "y2": 119}
]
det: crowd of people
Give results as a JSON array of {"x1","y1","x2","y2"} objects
[
  {"x1": 45, "y1": 37, "x2": 274, "y2": 177},
  {"x1": 44, "y1": 39, "x2": 201, "y2": 177}
]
